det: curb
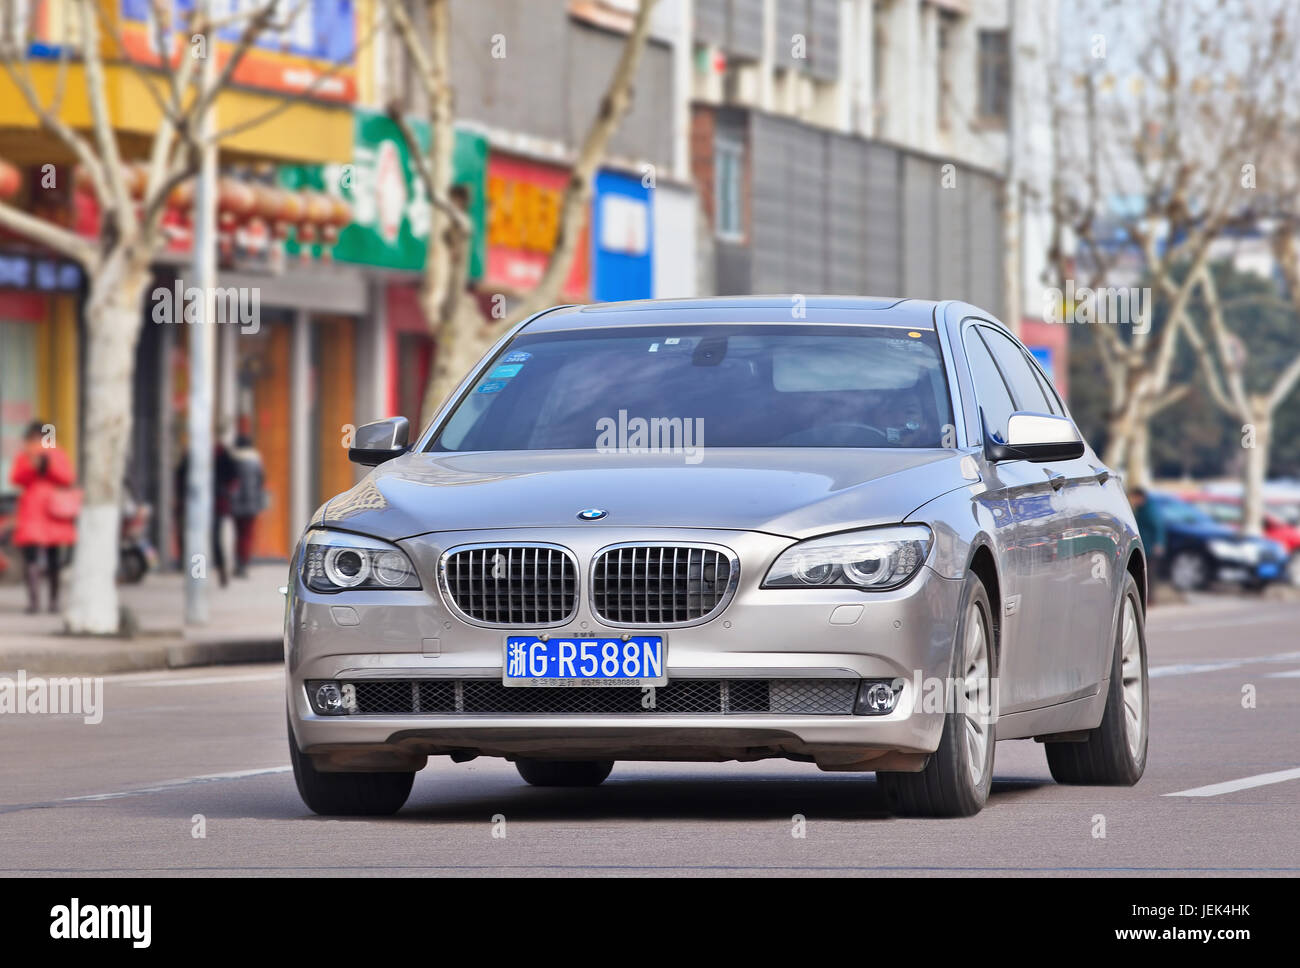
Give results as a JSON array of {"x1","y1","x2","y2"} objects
[{"x1": 0, "y1": 637, "x2": 282, "y2": 676}]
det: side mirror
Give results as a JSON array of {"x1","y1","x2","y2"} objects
[
  {"x1": 349, "y1": 416, "x2": 410, "y2": 466},
  {"x1": 984, "y1": 411, "x2": 1084, "y2": 464}
]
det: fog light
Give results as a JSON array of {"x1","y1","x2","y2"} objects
[
  {"x1": 314, "y1": 682, "x2": 346, "y2": 715},
  {"x1": 855, "y1": 679, "x2": 901, "y2": 716}
]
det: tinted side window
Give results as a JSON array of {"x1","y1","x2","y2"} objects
[
  {"x1": 964, "y1": 329, "x2": 1016, "y2": 441},
  {"x1": 979, "y1": 327, "x2": 1053, "y2": 414}
]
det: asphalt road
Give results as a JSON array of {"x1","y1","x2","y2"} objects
[{"x1": 2, "y1": 594, "x2": 1297, "y2": 877}]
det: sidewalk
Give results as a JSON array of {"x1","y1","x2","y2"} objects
[{"x1": 0, "y1": 562, "x2": 287, "y2": 674}]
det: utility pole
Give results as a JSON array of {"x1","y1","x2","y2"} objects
[
  {"x1": 1003, "y1": 0, "x2": 1021, "y2": 337},
  {"x1": 185, "y1": 3, "x2": 216, "y2": 625}
]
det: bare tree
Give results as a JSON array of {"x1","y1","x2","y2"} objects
[
  {"x1": 1047, "y1": 0, "x2": 1295, "y2": 486},
  {"x1": 382, "y1": 0, "x2": 660, "y2": 424},
  {"x1": 1185, "y1": 235, "x2": 1300, "y2": 535},
  {"x1": 0, "y1": 0, "x2": 336, "y2": 633}
]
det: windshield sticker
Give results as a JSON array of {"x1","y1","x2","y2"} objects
[
  {"x1": 502, "y1": 351, "x2": 532, "y2": 364},
  {"x1": 476, "y1": 380, "x2": 508, "y2": 394},
  {"x1": 488, "y1": 363, "x2": 524, "y2": 379}
]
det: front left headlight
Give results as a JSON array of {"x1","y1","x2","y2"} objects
[
  {"x1": 302, "y1": 529, "x2": 422, "y2": 593},
  {"x1": 764, "y1": 525, "x2": 933, "y2": 590}
]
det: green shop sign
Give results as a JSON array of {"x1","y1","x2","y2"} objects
[{"x1": 281, "y1": 110, "x2": 486, "y2": 276}]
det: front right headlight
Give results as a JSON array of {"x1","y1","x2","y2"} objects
[
  {"x1": 764, "y1": 525, "x2": 932, "y2": 590},
  {"x1": 301, "y1": 529, "x2": 422, "y2": 593}
]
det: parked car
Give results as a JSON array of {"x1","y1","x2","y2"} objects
[
  {"x1": 1149, "y1": 493, "x2": 1289, "y2": 590},
  {"x1": 285, "y1": 297, "x2": 1150, "y2": 818},
  {"x1": 1179, "y1": 491, "x2": 1300, "y2": 586}
]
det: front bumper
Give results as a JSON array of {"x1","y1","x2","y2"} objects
[{"x1": 285, "y1": 527, "x2": 965, "y2": 772}]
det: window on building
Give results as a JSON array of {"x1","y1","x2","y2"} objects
[
  {"x1": 977, "y1": 29, "x2": 1010, "y2": 123},
  {"x1": 714, "y1": 136, "x2": 744, "y2": 241}
]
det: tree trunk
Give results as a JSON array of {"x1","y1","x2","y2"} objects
[
  {"x1": 1125, "y1": 415, "x2": 1152, "y2": 489},
  {"x1": 1240, "y1": 401, "x2": 1271, "y2": 537},
  {"x1": 418, "y1": 290, "x2": 495, "y2": 428},
  {"x1": 63, "y1": 270, "x2": 149, "y2": 634}
]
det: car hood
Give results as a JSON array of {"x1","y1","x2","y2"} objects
[{"x1": 320, "y1": 448, "x2": 969, "y2": 542}]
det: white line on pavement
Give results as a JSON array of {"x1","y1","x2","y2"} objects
[
  {"x1": 1266, "y1": 669, "x2": 1300, "y2": 678},
  {"x1": 61, "y1": 766, "x2": 292, "y2": 802},
  {"x1": 1149, "y1": 651, "x2": 1300, "y2": 679},
  {"x1": 1164, "y1": 767, "x2": 1300, "y2": 798},
  {"x1": 1151, "y1": 612, "x2": 1298, "y2": 634},
  {"x1": 120, "y1": 672, "x2": 282, "y2": 687}
]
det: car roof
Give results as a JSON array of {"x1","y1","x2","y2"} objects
[{"x1": 520, "y1": 296, "x2": 945, "y2": 333}]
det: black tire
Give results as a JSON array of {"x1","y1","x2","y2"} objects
[
  {"x1": 1169, "y1": 550, "x2": 1209, "y2": 591},
  {"x1": 119, "y1": 548, "x2": 148, "y2": 584},
  {"x1": 1046, "y1": 572, "x2": 1148, "y2": 785},
  {"x1": 288, "y1": 717, "x2": 414, "y2": 816},
  {"x1": 516, "y1": 759, "x2": 614, "y2": 787},
  {"x1": 877, "y1": 575, "x2": 997, "y2": 817}
]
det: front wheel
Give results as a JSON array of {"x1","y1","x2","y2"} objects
[
  {"x1": 877, "y1": 575, "x2": 996, "y2": 817},
  {"x1": 515, "y1": 759, "x2": 613, "y2": 787},
  {"x1": 1045, "y1": 573, "x2": 1148, "y2": 785},
  {"x1": 288, "y1": 717, "x2": 414, "y2": 816},
  {"x1": 1169, "y1": 550, "x2": 1208, "y2": 591}
]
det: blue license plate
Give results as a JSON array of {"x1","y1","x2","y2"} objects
[
  {"x1": 503, "y1": 636, "x2": 666, "y2": 687},
  {"x1": 1258, "y1": 563, "x2": 1280, "y2": 578}
]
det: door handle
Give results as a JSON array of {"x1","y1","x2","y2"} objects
[{"x1": 1045, "y1": 470, "x2": 1066, "y2": 491}]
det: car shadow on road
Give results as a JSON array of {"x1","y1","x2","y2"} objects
[{"x1": 381, "y1": 771, "x2": 1054, "y2": 824}]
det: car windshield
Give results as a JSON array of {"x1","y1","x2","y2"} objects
[
  {"x1": 1154, "y1": 496, "x2": 1216, "y2": 527},
  {"x1": 429, "y1": 324, "x2": 955, "y2": 451}
]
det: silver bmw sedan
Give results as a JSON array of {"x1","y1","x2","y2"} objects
[{"x1": 285, "y1": 296, "x2": 1149, "y2": 817}]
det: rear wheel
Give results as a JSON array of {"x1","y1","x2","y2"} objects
[
  {"x1": 516, "y1": 759, "x2": 614, "y2": 787},
  {"x1": 1045, "y1": 573, "x2": 1148, "y2": 785},
  {"x1": 877, "y1": 575, "x2": 996, "y2": 817},
  {"x1": 288, "y1": 717, "x2": 414, "y2": 816}
]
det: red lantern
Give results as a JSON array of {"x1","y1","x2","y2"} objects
[{"x1": 0, "y1": 159, "x2": 20, "y2": 200}]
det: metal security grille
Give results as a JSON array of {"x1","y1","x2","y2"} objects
[
  {"x1": 441, "y1": 545, "x2": 577, "y2": 626},
  {"x1": 591, "y1": 545, "x2": 735, "y2": 625},
  {"x1": 338, "y1": 679, "x2": 857, "y2": 716}
]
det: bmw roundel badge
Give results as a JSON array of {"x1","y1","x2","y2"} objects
[{"x1": 577, "y1": 508, "x2": 607, "y2": 521}]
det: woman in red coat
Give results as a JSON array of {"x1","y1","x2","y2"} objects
[{"x1": 9, "y1": 421, "x2": 78, "y2": 613}]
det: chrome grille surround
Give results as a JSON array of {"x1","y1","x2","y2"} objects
[
  {"x1": 589, "y1": 542, "x2": 740, "y2": 627},
  {"x1": 438, "y1": 542, "x2": 579, "y2": 628}
]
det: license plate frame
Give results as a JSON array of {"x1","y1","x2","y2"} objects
[{"x1": 502, "y1": 635, "x2": 667, "y2": 688}]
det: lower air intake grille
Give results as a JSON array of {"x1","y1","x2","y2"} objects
[{"x1": 337, "y1": 679, "x2": 857, "y2": 716}]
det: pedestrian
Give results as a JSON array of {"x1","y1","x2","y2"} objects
[
  {"x1": 229, "y1": 433, "x2": 267, "y2": 578},
  {"x1": 174, "y1": 441, "x2": 239, "y2": 587},
  {"x1": 8, "y1": 421, "x2": 78, "y2": 614},
  {"x1": 1129, "y1": 486, "x2": 1165, "y2": 604}
]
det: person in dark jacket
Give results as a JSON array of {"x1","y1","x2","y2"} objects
[
  {"x1": 1129, "y1": 487, "x2": 1166, "y2": 602},
  {"x1": 174, "y1": 443, "x2": 239, "y2": 587},
  {"x1": 228, "y1": 434, "x2": 267, "y2": 578},
  {"x1": 9, "y1": 421, "x2": 77, "y2": 613}
]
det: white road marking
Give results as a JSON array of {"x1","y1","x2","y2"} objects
[
  {"x1": 1149, "y1": 651, "x2": 1300, "y2": 679},
  {"x1": 1152, "y1": 613, "x2": 1296, "y2": 633},
  {"x1": 1164, "y1": 767, "x2": 1300, "y2": 798},
  {"x1": 61, "y1": 766, "x2": 292, "y2": 803},
  {"x1": 120, "y1": 672, "x2": 281, "y2": 688},
  {"x1": 1265, "y1": 668, "x2": 1300, "y2": 679}
]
